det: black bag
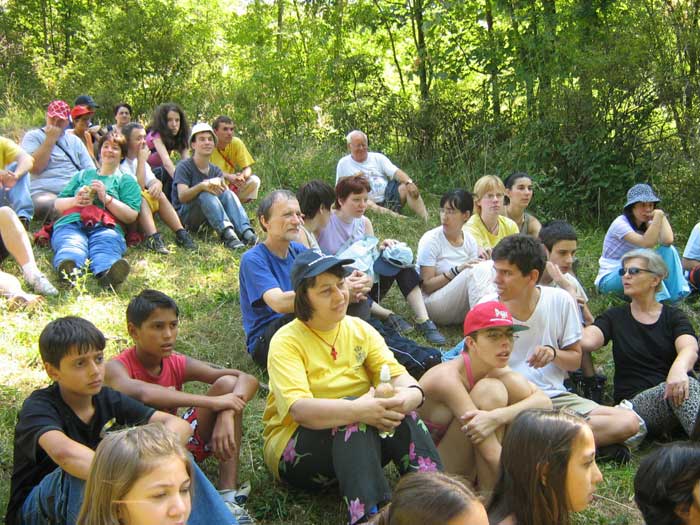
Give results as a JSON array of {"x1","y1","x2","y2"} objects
[{"x1": 367, "y1": 318, "x2": 442, "y2": 380}]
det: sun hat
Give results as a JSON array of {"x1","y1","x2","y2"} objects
[
  {"x1": 291, "y1": 251, "x2": 354, "y2": 290},
  {"x1": 373, "y1": 242, "x2": 414, "y2": 277},
  {"x1": 463, "y1": 301, "x2": 529, "y2": 336},
  {"x1": 189, "y1": 122, "x2": 218, "y2": 146},
  {"x1": 624, "y1": 184, "x2": 660, "y2": 209},
  {"x1": 70, "y1": 105, "x2": 94, "y2": 119},
  {"x1": 46, "y1": 100, "x2": 71, "y2": 120}
]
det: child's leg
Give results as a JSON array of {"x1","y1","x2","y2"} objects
[
  {"x1": 193, "y1": 376, "x2": 241, "y2": 490},
  {"x1": 138, "y1": 199, "x2": 158, "y2": 237},
  {"x1": 19, "y1": 467, "x2": 84, "y2": 525},
  {"x1": 469, "y1": 378, "x2": 508, "y2": 492},
  {"x1": 157, "y1": 195, "x2": 186, "y2": 233}
]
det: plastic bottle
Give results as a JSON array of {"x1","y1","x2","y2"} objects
[{"x1": 375, "y1": 364, "x2": 395, "y2": 438}]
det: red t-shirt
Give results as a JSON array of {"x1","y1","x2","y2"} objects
[{"x1": 113, "y1": 347, "x2": 187, "y2": 413}]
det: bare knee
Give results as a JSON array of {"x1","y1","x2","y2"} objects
[
  {"x1": 208, "y1": 375, "x2": 238, "y2": 395},
  {"x1": 471, "y1": 378, "x2": 508, "y2": 411}
]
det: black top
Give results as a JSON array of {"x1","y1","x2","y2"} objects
[
  {"x1": 6, "y1": 384, "x2": 155, "y2": 525},
  {"x1": 594, "y1": 305, "x2": 696, "y2": 403}
]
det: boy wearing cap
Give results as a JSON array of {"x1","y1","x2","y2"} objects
[
  {"x1": 418, "y1": 301, "x2": 550, "y2": 490},
  {"x1": 67, "y1": 105, "x2": 97, "y2": 166},
  {"x1": 20, "y1": 100, "x2": 95, "y2": 221},
  {"x1": 173, "y1": 122, "x2": 257, "y2": 250}
]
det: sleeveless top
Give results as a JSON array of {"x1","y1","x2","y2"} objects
[
  {"x1": 463, "y1": 351, "x2": 476, "y2": 390},
  {"x1": 317, "y1": 213, "x2": 366, "y2": 255}
]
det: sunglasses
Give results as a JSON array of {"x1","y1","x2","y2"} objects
[{"x1": 618, "y1": 267, "x2": 656, "y2": 276}]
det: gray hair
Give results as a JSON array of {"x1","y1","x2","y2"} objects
[
  {"x1": 621, "y1": 248, "x2": 668, "y2": 291},
  {"x1": 346, "y1": 130, "x2": 367, "y2": 144},
  {"x1": 256, "y1": 189, "x2": 297, "y2": 232}
]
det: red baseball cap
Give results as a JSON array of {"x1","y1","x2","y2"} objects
[
  {"x1": 70, "y1": 105, "x2": 94, "y2": 119},
  {"x1": 46, "y1": 100, "x2": 70, "y2": 120},
  {"x1": 463, "y1": 301, "x2": 529, "y2": 336}
]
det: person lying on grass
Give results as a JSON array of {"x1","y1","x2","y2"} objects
[
  {"x1": 418, "y1": 301, "x2": 551, "y2": 491},
  {"x1": 104, "y1": 289, "x2": 259, "y2": 523}
]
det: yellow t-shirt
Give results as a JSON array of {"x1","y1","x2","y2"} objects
[
  {"x1": 262, "y1": 316, "x2": 406, "y2": 479},
  {"x1": 210, "y1": 137, "x2": 255, "y2": 173},
  {"x1": 0, "y1": 137, "x2": 21, "y2": 169},
  {"x1": 464, "y1": 214, "x2": 519, "y2": 249}
]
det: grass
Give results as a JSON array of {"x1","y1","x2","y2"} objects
[{"x1": 3, "y1": 190, "x2": 697, "y2": 524}]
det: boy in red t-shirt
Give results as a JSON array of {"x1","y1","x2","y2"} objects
[{"x1": 105, "y1": 289, "x2": 259, "y2": 520}]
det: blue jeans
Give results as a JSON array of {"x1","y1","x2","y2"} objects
[
  {"x1": 0, "y1": 163, "x2": 33, "y2": 221},
  {"x1": 597, "y1": 245, "x2": 690, "y2": 302},
  {"x1": 178, "y1": 190, "x2": 252, "y2": 236},
  {"x1": 51, "y1": 222, "x2": 127, "y2": 275},
  {"x1": 19, "y1": 462, "x2": 238, "y2": 525}
]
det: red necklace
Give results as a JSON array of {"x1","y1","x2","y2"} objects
[{"x1": 304, "y1": 323, "x2": 341, "y2": 361}]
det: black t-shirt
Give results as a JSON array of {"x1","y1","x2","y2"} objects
[
  {"x1": 594, "y1": 305, "x2": 696, "y2": 403},
  {"x1": 6, "y1": 384, "x2": 155, "y2": 525}
]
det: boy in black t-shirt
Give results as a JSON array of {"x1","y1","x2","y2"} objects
[{"x1": 5, "y1": 316, "x2": 192, "y2": 525}]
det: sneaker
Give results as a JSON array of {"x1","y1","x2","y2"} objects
[
  {"x1": 125, "y1": 230, "x2": 144, "y2": 247},
  {"x1": 221, "y1": 227, "x2": 244, "y2": 250},
  {"x1": 219, "y1": 481, "x2": 251, "y2": 506},
  {"x1": 416, "y1": 319, "x2": 447, "y2": 346},
  {"x1": 241, "y1": 229, "x2": 258, "y2": 246},
  {"x1": 144, "y1": 232, "x2": 170, "y2": 254},
  {"x1": 222, "y1": 500, "x2": 255, "y2": 524},
  {"x1": 582, "y1": 375, "x2": 606, "y2": 404},
  {"x1": 97, "y1": 258, "x2": 130, "y2": 288},
  {"x1": 57, "y1": 259, "x2": 78, "y2": 284},
  {"x1": 175, "y1": 229, "x2": 197, "y2": 250},
  {"x1": 597, "y1": 443, "x2": 631, "y2": 464},
  {"x1": 25, "y1": 272, "x2": 58, "y2": 296},
  {"x1": 383, "y1": 313, "x2": 413, "y2": 334}
]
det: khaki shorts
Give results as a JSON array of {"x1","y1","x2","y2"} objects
[
  {"x1": 551, "y1": 391, "x2": 599, "y2": 417},
  {"x1": 142, "y1": 189, "x2": 160, "y2": 213}
]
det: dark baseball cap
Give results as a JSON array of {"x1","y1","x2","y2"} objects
[{"x1": 291, "y1": 251, "x2": 354, "y2": 290}]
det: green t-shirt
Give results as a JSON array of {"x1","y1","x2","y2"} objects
[{"x1": 54, "y1": 168, "x2": 142, "y2": 236}]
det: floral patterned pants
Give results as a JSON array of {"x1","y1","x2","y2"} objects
[{"x1": 278, "y1": 412, "x2": 442, "y2": 524}]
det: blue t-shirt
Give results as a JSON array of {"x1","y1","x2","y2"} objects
[{"x1": 239, "y1": 242, "x2": 307, "y2": 353}]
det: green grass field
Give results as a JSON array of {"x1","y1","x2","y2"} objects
[{"x1": 3, "y1": 194, "x2": 694, "y2": 524}]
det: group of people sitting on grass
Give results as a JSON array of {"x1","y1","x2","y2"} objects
[{"x1": 5, "y1": 97, "x2": 700, "y2": 525}]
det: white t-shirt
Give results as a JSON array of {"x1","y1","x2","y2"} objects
[
  {"x1": 417, "y1": 226, "x2": 479, "y2": 274},
  {"x1": 480, "y1": 286, "x2": 582, "y2": 398},
  {"x1": 120, "y1": 156, "x2": 157, "y2": 187},
  {"x1": 336, "y1": 152, "x2": 399, "y2": 204},
  {"x1": 683, "y1": 223, "x2": 700, "y2": 262}
]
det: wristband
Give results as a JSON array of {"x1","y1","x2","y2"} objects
[
  {"x1": 451, "y1": 266, "x2": 461, "y2": 277},
  {"x1": 544, "y1": 344, "x2": 557, "y2": 362},
  {"x1": 408, "y1": 384, "x2": 425, "y2": 408}
]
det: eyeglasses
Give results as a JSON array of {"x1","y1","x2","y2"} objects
[
  {"x1": 439, "y1": 208, "x2": 461, "y2": 215},
  {"x1": 618, "y1": 267, "x2": 656, "y2": 276}
]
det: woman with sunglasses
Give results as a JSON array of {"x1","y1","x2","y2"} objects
[
  {"x1": 594, "y1": 183, "x2": 689, "y2": 302},
  {"x1": 581, "y1": 248, "x2": 700, "y2": 440}
]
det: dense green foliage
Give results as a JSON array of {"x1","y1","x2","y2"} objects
[{"x1": 1, "y1": 0, "x2": 699, "y2": 230}]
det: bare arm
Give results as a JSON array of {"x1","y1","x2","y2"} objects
[
  {"x1": 488, "y1": 372, "x2": 552, "y2": 426},
  {"x1": 665, "y1": 334, "x2": 699, "y2": 407},
  {"x1": 289, "y1": 393, "x2": 405, "y2": 431},
  {"x1": 105, "y1": 361, "x2": 241, "y2": 412},
  {"x1": 148, "y1": 410, "x2": 193, "y2": 445},
  {"x1": 37, "y1": 430, "x2": 94, "y2": 480},
  {"x1": 184, "y1": 358, "x2": 259, "y2": 403},
  {"x1": 528, "y1": 341, "x2": 582, "y2": 372},
  {"x1": 12, "y1": 149, "x2": 34, "y2": 178},
  {"x1": 262, "y1": 287, "x2": 295, "y2": 314},
  {"x1": 580, "y1": 325, "x2": 605, "y2": 354},
  {"x1": 177, "y1": 179, "x2": 225, "y2": 203},
  {"x1": 152, "y1": 136, "x2": 177, "y2": 177},
  {"x1": 29, "y1": 126, "x2": 63, "y2": 175},
  {"x1": 623, "y1": 209, "x2": 667, "y2": 248},
  {"x1": 683, "y1": 257, "x2": 700, "y2": 272}
]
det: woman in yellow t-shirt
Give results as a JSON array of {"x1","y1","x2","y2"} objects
[
  {"x1": 263, "y1": 251, "x2": 442, "y2": 525},
  {"x1": 464, "y1": 175, "x2": 519, "y2": 250}
]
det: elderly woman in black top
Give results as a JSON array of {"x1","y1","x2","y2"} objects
[{"x1": 581, "y1": 248, "x2": 699, "y2": 438}]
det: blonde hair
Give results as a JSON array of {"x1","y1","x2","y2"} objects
[
  {"x1": 473, "y1": 175, "x2": 506, "y2": 215},
  {"x1": 76, "y1": 423, "x2": 192, "y2": 525}
]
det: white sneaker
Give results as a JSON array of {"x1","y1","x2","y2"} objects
[
  {"x1": 222, "y1": 500, "x2": 255, "y2": 524},
  {"x1": 219, "y1": 480, "x2": 251, "y2": 505},
  {"x1": 25, "y1": 272, "x2": 58, "y2": 296}
]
